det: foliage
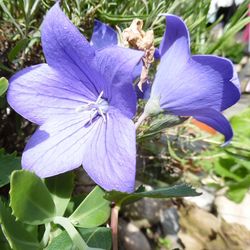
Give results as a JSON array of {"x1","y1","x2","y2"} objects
[
  {"x1": 194, "y1": 107, "x2": 250, "y2": 203},
  {"x1": 0, "y1": 170, "x2": 200, "y2": 249},
  {"x1": 0, "y1": 0, "x2": 249, "y2": 78},
  {"x1": 1, "y1": 170, "x2": 113, "y2": 249},
  {"x1": 0, "y1": 149, "x2": 21, "y2": 188}
]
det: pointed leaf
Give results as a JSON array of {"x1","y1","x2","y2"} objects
[
  {"x1": 45, "y1": 172, "x2": 74, "y2": 216},
  {"x1": 0, "y1": 149, "x2": 21, "y2": 187},
  {"x1": 9, "y1": 170, "x2": 56, "y2": 225},
  {"x1": 104, "y1": 183, "x2": 201, "y2": 206},
  {"x1": 0, "y1": 200, "x2": 41, "y2": 250},
  {"x1": 0, "y1": 77, "x2": 8, "y2": 96},
  {"x1": 7, "y1": 39, "x2": 29, "y2": 62},
  {"x1": 70, "y1": 186, "x2": 111, "y2": 228}
]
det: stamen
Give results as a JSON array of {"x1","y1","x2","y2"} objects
[
  {"x1": 75, "y1": 91, "x2": 109, "y2": 123},
  {"x1": 96, "y1": 91, "x2": 104, "y2": 103}
]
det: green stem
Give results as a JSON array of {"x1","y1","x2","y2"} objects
[
  {"x1": 40, "y1": 223, "x2": 51, "y2": 248},
  {"x1": 53, "y1": 216, "x2": 88, "y2": 250}
]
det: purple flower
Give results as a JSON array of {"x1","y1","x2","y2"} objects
[
  {"x1": 90, "y1": 19, "x2": 118, "y2": 49},
  {"x1": 90, "y1": 21, "x2": 153, "y2": 100},
  {"x1": 142, "y1": 15, "x2": 240, "y2": 144},
  {"x1": 7, "y1": 3, "x2": 143, "y2": 193}
]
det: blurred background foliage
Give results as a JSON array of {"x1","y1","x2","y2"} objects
[
  {"x1": 0, "y1": 0, "x2": 250, "y2": 202},
  {"x1": 1, "y1": 0, "x2": 250, "y2": 76}
]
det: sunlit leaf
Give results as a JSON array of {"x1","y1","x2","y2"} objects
[
  {"x1": 45, "y1": 172, "x2": 74, "y2": 216},
  {"x1": 69, "y1": 186, "x2": 111, "y2": 228},
  {"x1": 9, "y1": 170, "x2": 56, "y2": 225}
]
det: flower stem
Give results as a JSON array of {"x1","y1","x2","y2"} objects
[
  {"x1": 40, "y1": 223, "x2": 51, "y2": 248},
  {"x1": 53, "y1": 216, "x2": 88, "y2": 250},
  {"x1": 135, "y1": 112, "x2": 148, "y2": 130},
  {"x1": 111, "y1": 205, "x2": 120, "y2": 250}
]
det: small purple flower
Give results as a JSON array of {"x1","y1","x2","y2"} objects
[
  {"x1": 7, "y1": 3, "x2": 143, "y2": 192},
  {"x1": 90, "y1": 19, "x2": 118, "y2": 49},
  {"x1": 143, "y1": 15, "x2": 240, "y2": 144}
]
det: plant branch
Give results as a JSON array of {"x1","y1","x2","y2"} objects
[
  {"x1": 53, "y1": 216, "x2": 88, "y2": 250},
  {"x1": 111, "y1": 205, "x2": 120, "y2": 250}
]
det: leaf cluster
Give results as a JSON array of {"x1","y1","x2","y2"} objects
[{"x1": 194, "y1": 107, "x2": 250, "y2": 203}]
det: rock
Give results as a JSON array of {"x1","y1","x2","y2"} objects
[
  {"x1": 215, "y1": 193, "x2": 250, "y2": 231},
  {"x1": 158, "y1": 207, "x2": 182, "y2": 249},
  {"x1": 160, "y1": 207, "x2": 179, "y2": 235},
  {"x1": 123, "y1": 197, "x2": 170, "y2": 225},
  {"x1": 119, "y1": 219, "x2": 151, "y2": 250},
  {"x1": 185, "y1": 187, "x2": 215, "y2": 211},
  {"x1": 178, "y1": 203, "x2": 250, "y2": 250}
]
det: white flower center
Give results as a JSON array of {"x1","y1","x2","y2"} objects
[{"x1": 76, "y1": 91, "x2": 109, "y2": 122}]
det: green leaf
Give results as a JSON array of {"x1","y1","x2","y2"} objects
[
  {"x1": 0, "y1": 78, "x2": 9, "y2": 96},
  {"x1": 45, "y1": 172, "x2": 74, "y2": 216},
  {"x1": 47, "y1": 227, "x2": 111, "y2": 250},
  {"x1": 0, "y1": 200, "x2": 41, "y2": 250},
  {"x1": 214, "y1": 158, "x2": 242, "y2": 182},
  {"x1": 0, "y1": 149, "x2": 21, "y2": 187},
  {"x1": 206, "y1": 16, "x2": 250, "y2": 54},
  {"x1": 79, "y1": 228, "x2": 111, "y2": 250},
  {"x1": 46, "y1": 231, "x2": 72, "y2": 250},
  {"x1": 7, "y1": 38, "x2": 29, "y2": 62},
  {"x1": 227, "y1": 175, "x2": 250, "y2": 203},
  {"x1": 104, "y1": 183, "x2": 201, "y2": 206},
  {"x1": 9, "y1": 170, "x2": 56, "y2": 225},
  {"x1": 230, "y1": 107, "x2": 250, "y2": 149},
  {"x1": 69, "y1": 186, "x2": 111, "y2": 228},
  {"x1": 0, "y1": 227, "x2": 10, "y2": 250}
]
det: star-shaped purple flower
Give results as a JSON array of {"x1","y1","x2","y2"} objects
[
  {"x1": 143, "y1": 15, "x2": 240, "y2": 144},
  {"x1": 7, "y1": 3, "x2": 143, "y2": 193}
]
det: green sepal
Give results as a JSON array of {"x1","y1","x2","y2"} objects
[
  {"x1": 69, "y1": 186, "x2": 111, "y2": 228},
  {"x1": 9, "y1": 170, "x2": 56, "y2": 225},
  {"x1": 138, "y1": 113, "x2": 187, "y2": 140}
]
